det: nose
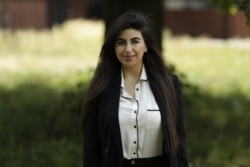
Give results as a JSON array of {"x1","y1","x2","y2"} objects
[{"x1": 124, "y1": 43, "x2": 132, "y2": 53}]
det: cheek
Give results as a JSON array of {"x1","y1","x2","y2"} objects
[{"x1": 115, "y1": 46, "x2": 123, "y2": 56}]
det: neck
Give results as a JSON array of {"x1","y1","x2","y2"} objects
[{"x1": 122, "y1": 64, "x2": 142, "y2": 80}]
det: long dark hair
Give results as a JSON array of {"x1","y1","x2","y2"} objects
[{"x1": 81, "y1": 10, "x2": 179, "y2": 153}]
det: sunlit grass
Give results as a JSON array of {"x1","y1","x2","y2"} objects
[
  {"x1": 0, "y1": 19, "x2": 104, "y2": 56},
  {"x1": 1, "y1": 19, "x2": 250, "y2": 94},
  {"x1": 163, "y1": 34, "x2": 250, "y2": 96},
  {"x1": 1, "y1": 19, "x2": 250, "y2": 96},
  {"x1": 0, "y1": 19, "x2": 104, "y2": 89}
]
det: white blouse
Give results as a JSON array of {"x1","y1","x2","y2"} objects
[{"x1": 118, "y1": 66, "x2": 163, "y2": 159}]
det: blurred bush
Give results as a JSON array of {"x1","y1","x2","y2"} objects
[
  {"x1": 181, "y1": 83, "x2": 250, "y2": 167},
  {"x1": 1, "y1": 75, "x2": 250, "y2": 167},
  {"x1": 0, "y1": 79, "x2": 88, "y2": 167}
]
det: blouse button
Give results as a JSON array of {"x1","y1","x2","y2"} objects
[{"x1": 134, "y1": 125, "x2": 136, "y2": 128}]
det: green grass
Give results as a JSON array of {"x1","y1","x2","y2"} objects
[
  {"x1": 163, "y1": 34, "x2": 250, "y2": 95},
  {"x1": 1, "y1": 19, "x2": 250, "y2": 167}
]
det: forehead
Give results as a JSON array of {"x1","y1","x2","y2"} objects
[{"x1": 116, "y1": 28, "x2": 143, "y2": 39}]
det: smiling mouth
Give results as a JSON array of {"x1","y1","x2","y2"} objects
[{"x1": 123, "y1": 55, "x2": 135, "y2": 60}]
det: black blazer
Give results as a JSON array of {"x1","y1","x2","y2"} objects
[{"x1": 83, "y1": 75, "x2": 189, "y2": 167}]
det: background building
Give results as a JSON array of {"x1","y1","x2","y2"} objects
[
  {"x1": 0, "y1": 0, "x2": 249, "y2": 38},
  {"x1": 164, "y1": 0, "x2": 250, "y2": 38},
  {"x1": 0, "y1": 0, "x2": 86, "y2": 29}
]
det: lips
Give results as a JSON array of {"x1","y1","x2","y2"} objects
[{"x1": 123, "y1": 55, "x2": 135, "y2": 61}]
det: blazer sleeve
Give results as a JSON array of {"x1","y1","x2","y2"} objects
[
  {"x1": 173, "y1": 75, "x2": 189, "y2": 167},
  {"x1": 83, "y1": 95, "x2": 102, "y2": 167}
]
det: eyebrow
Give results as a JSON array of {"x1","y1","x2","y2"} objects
[{"x1": 116, "y1": 37, "x2": 142, "y2": 41}]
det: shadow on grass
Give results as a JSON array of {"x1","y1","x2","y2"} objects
[
  {"x1": 182, "y1": 84, "x2": 250, "y2": 167},
  {"x1": 0, "y1": 81, "x2": 88, "y2": 167},
  {"x1": 0, "y1": 79, "x2": 249, "y2": 167}
]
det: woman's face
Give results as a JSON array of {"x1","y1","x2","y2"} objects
[{"x1": 115, "y1": 28, "x2": 148, "y2": 70}]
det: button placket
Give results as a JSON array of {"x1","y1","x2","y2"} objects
[
  {"x1": 135, "y1": 83, "x2": 141, "y2": 100},
  {"x1": 131, "y1": 99, "x2": 138, "y2": 158}
]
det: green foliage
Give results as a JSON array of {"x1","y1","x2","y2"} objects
[
  {"x1": 0, "y1": 79, "x2": 87, "y2": 167},
  {"x1": 211, "y1": 0, "x2": 235, "y2": 11},
  {"x1": 182, "y1": 87, "x2": 250, "y2": 167},
  {"x1": 211, "y1": 0, "x2": 250, "y2": 24},
  {"x1": 1, "y1": 74, "x2": 250, "y2": 167}
]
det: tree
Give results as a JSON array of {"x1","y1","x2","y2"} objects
[
  {"x1": 1, "y1": 0, "x2": 9, "y2": 29},
  {"x1": 48, "y1": 0, "x2": 69, "y2": 28},
  {"x1": 103, "y1": 0, "x2": 164, "y2": 50},
  {"x1": 211, "y1": 0, "x2": 250, "y2": 24}
]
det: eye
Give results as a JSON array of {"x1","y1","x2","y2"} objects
[
  {"x1": 131, "y1": 38, "x2": 141, "y2": 44},
  {"x1": 132, "y1": 40, "x2": 140, "y2": 44},
  {"x1": 116, "y1": 40, "x2": 125, "y2": 45}
]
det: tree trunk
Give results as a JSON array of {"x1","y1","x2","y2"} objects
[{"x1": 103, "y1": 0, "x2": 164, "y2": 50}]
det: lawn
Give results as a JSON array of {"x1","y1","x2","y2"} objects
[{"x1": 0, "y1": 19, "x2": 250, "y2": 167}]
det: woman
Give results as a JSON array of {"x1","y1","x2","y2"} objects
[{"x1": 81, "y1": 11, "x2": 189, "y2": 167}]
